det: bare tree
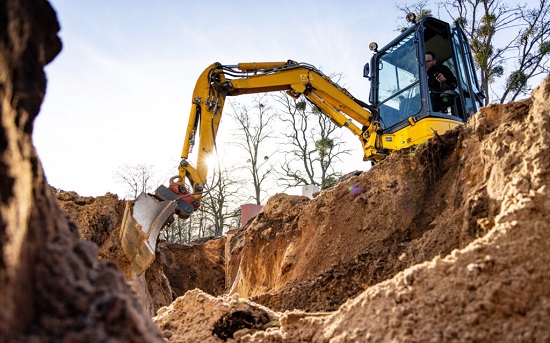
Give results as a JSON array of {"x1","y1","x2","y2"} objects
[
  {"x1": 114, "y1": 163, "x2": 156, "y2": 199},
  {"x1": 439, "y1": 0, "x2": 549, "y2": 103},
  {"x1": 499, "y1": 0, "x2": 550, "y2": 102},
  {"x1": 193, "y1": 206, "x2": 215, "y2": 239},
  {"x1": 200, "y1": 167, "x2": 243, "y2": 236},
  {"x1": 160, "y1": 161, "x2": 246, "y2": 242},
  {"x1": 275, "y1": 93, "x2": 351, "y2": 190},
  {"x1": 229, "y1": 95, "x2": 277, "y2": 205},
  {"x1": 396, "y1": 0, "x2": 433, "y2": 32},
  {"x1": 160, "y1": 216, "x2": 190, "y2": 243},
  {"x1": 395, "y1": 0, "x2": 549, "y2": 104},
  {"x1": 163, "y1": 206, "x2": 215, "y2": 243}
]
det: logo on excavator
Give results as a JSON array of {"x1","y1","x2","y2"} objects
[{"x1": 300, "y1": 74, "x2": 310, "y2": 82}]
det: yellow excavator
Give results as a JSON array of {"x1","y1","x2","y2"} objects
[{"x1": 121, "y1": 15, "x2": 485, "y2": 275}]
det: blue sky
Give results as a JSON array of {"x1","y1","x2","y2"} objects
[
  {"x1": 36, "y1": 1, "x2": 408, "y2": 197},
  {"x1": 35, "y1": 1, "x2": 542, "y2": 198}
]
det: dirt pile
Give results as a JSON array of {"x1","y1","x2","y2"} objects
[
  {"x1": 54, "y1": 190, "x2": 173, "y2": 316},
  {"x1": 152, "y1": 77, "x2": 550, "y2": 342},
  {"x1": 154, "y1": 290, "x2": 281, "y2": 342},
  {"x1": 223, "y1": 97, "x2": 521, "y2": 313},
  {"x1": 54, "y1": 190, "x2": 227, "y2": 315}
]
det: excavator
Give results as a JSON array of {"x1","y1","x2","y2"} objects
[{"x1": 121, "y1": 15, "x2": 484, "y2": 275}]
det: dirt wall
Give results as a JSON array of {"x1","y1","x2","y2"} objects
[{"x1": 0, "y1": 1, "x2": 164, "y2": 341}]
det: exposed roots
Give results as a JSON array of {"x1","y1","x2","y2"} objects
[{"x1": 413, "y1": 127, "x2": 461, "y2": 183}]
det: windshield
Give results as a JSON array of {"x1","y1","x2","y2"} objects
[
  {"x1": 452, "y1": 24, "x2": 483, "y2": 117},
  {"x1": 376, "y1": 31, "x2": 421, "y2": 129}
]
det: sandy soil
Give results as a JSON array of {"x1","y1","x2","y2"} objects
[{"x1": 152, "y1": 77, "x2": 550, "y2": 342}]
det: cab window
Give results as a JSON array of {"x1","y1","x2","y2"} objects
[{"x1": 377, "y1": 32, "x2": 421, "y2": 129}]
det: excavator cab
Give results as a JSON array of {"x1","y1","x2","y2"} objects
[{"x1": 367, "y1": 16, "x2": 484, "y2": 143}]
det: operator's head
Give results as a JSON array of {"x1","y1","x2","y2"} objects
[{"x1": 425, "y1": 51, "x2": 437, "y2": 70}]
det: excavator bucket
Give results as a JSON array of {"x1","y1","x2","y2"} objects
[{"x1": 120, "y1": 193, "x2": 178, "y2": 276}]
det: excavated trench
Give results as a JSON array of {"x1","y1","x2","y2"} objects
[{"x1": 1, "y1": 1, "x2": 550, "y2": 342}]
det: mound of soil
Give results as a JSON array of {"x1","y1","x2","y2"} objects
[
  {"x1": 232, "y1": 100, "x2": 531, "y2": 312},
  {"x1": 151, "y1": 77, "x2": 550, "y2": 342},
  {"x1": 54, "y1": 190, "x2": 227, "y2": 315}
]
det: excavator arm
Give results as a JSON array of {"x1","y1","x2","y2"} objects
[
  {"x1": 121, "y1": 60, "x2": 382, "y2": 275},
  {"x1": 178, "y1": 60, "x2": 381, "y2": 204}
]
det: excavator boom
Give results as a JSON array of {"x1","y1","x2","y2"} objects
[
  {"x1": 179, "y1": 60, "x2": 380, "y2": 195},
  {"x1": 121, "y1": 60, "x2": 380, "y2": 275}
]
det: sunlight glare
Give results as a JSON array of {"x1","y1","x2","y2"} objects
[{"x1": 205, "y1": 152, "x2": 222, "y2": 173}]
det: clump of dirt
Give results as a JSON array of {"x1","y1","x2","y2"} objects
[
  {"x1": 54, "y1": 189, "x2": 122, "y2": 246},
  {"x1": 154, "y1": 290, "x2": 280, "y2": 342}
]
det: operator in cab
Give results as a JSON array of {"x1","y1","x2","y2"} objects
[{"x1": 425, "y1": 51, "x2": 457, "y2": 112}]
